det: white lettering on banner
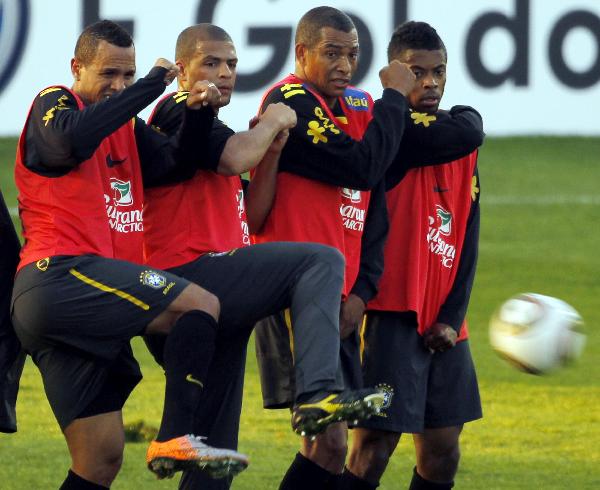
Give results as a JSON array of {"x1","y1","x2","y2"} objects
[
  {"x1": 427, "y1": 214, "x2": 455, "y2": 268},
  {"x1": 0, "y1": 1, "x2": 599, "y2": 136},
  {"x1": 106, "y1": 205, "x2": 144, "y2": 234},
  {"x1": 340, "y1": 204, "x2": 365, "y2": 231}
]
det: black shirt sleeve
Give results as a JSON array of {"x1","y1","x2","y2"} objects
[
  {"x1": 23, "y1": 66, "x2": 170, "y2": 176},
  {"x1": 436, "y1": 165, "x2": 481, "y2": 332},
  {"x1": 261, "y1": 86, "x2": 409, "y2": 191},
  {"x1": 149, "y1": 91, "x2": 235, "y2": 171},
  {"x1": 350, "y1": 181, "x2": 389, "y2": 304},
  {"x1": 385, "y1": 106, "x2": 485, "y2": 190},
  {"x1": 136, "y1": 103, "x2": 216, "y2": 187}
]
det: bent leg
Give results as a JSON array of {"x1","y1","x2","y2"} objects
[{"x1": 63, "y1": 411, "x2": 125, "y2": 487}]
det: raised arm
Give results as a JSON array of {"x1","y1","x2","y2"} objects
[
  {"x1": 261, "y1": 61, "x2": 416, "y2": 191},
  {"x1": 25, "y1": 61, "x2": 176, "y2": 173}
]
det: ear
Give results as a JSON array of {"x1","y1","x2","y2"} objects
[
  {"x1": 71, "y1": 58, "x2": 81, "y2": 81},
  {"x1": 295, "y1": 43, "x2": 306, "y2": 66},
  {"x1": 176, "y1": 61, "x2": 187, "y2": 86}
]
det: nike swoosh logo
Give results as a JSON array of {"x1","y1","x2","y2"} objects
[
  {"x1": 186, "y1": 374, "x2": 204, "y2": 388},
  {"x1": 434, "y1": 186, "x2": 449, "y2": 193},
  {"x1": 106, "y1": 155, "x2": 127, "y2": 167}
]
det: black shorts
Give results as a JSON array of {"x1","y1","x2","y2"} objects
[
  {"x1": 254, "y1": 310, "x2": 360, "y2": 409},
  {"x1": 358, "y1": 311, "x2": 482, "y2": 433},
  {"x1": 11, "y1": 255, "x2": 189, "y2": 428}
]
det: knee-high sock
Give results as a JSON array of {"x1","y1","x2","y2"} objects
[
  {"x1": 156, "y1": 310, "x2": 217, "y2": 442},
  {"x1": 409, "y1": 467, "x2": 454, "y2": 490},
  {"x1": 338, "y1": 467, "x2": 378, "y2": 489},
  {"x1": 59, "y1": 470, "x2": 109, "y2": 490},
  {"x1": 279, "y1": 452, "x2": 333, "y2": 490}
]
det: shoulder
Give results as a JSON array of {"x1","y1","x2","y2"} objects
[
  {"x1": 30, "y1": 86, "x2": 78, "y2": 117},
  {"x1": 149, "y1": 91, "x2": 189, "y2": 134},
  {"x1": 262, "y1": 81, "x2": 319, "y2": 113},
  {"x1": 341, "y1": 86, "x2": 373, "y2": 112}
]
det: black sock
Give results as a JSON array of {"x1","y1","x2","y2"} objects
[
  {"x1": 59, "y1": 470, "x2": 109, "y2": 490},
  {"x1": 279, "y1": 452, "x2": 333, "y2": 490},
  {"x1": 338, "y1": 467, "x2": 378, "y2": 489},
  {"x1": 409, "y1": 467, "x2": 454, "y2": 490},
  {"x1": 156, "y1": 310, "x2": 217, "y2": 442}
]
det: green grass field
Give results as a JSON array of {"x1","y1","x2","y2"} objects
[{"x1": 0, "y1": 136, "x2": 599, "y2": 489}]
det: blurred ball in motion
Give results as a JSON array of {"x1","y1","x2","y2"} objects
[{"x1": 489, "y1": 293, "x2": 585, "y2": 374}]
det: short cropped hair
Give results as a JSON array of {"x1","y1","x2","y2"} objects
[
  {"x1": 175, "y1": 24, "x2": 233, "y2": 62},
  {"x1": 74, "y1": 20, "x2": 133, "y2": 65},
  {"x1": 295, "y1": 6, "x2": 355, "y2": 48},
  {"x1": 387, "y1": 21, "x2": 447, "y2": 62}
]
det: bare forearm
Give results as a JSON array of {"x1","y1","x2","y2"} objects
[
  {"x1": 245, "y1": 150, "x2": 280, "y2": 234},
  {"x1": 217, "y1": 121, "x2": 280, "y2": 176}
]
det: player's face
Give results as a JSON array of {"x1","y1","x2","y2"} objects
[
  {"x1": 396, "y1": 48, "x2": 446, "y2": 114},
  {"x1": 298, "y1": 27, "x2": 359, "y2": 107},
  {"x1": 179, "y1": 40, "x2": 238, "y2": 108},
  {"x1": 71, "y1": 40, "x2": 136, "y2": 105}
]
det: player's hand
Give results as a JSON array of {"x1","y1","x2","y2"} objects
[
  {"x1": 379, "y1": 60, "x2": 416, "y2": 97},
  {"x1": 154, "y1": 58, "x2": 179, "y2": 86},
  {"x1": 266, "y1": 129, "x2": 290, "y2": 154},
  {"x1": 340, "y1": 294, "x2": 366, "y2": 340},
  {"x1": 423, "y1": 322, "x2": 457, "y2": 352},
  {"x1": 186, "y1": 80, "x2": 222, "y2": 110},
  {"x1": 260, "y1": 103, "x2": 297, "y2": 131}
]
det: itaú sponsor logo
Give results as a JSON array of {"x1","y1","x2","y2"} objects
[
  {"x1": 340, "y1": 204, "x2": 365, "y2": 231},
  {"x1": 427, "y1": 209, "x2": 455, "y2": 268},
  {"x1": 104, "y1": 195, "x2": 143, "y2": 234}
]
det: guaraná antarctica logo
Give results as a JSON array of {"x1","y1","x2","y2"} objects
[{"x1": 0, "y1": 0, "x2": 29, "y2": 95}]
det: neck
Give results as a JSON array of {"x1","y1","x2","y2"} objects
[{"x1": 292, "y1": 71, "x2": 336, "y2": 108}]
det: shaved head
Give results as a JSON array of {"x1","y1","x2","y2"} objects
[{"x1": 175, "y1": 24, "x2": 233, "y2": 62}]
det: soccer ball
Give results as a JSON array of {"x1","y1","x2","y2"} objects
[{"x1": 489, "y1": 293, "x2": 586, "y2": 374}]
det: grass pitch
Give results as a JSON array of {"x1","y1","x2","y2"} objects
[{"x1": 0, "y1": 136, "x2": 599, "y2": 489}]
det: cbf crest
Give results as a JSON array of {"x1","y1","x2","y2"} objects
[
  {"x1": 374, "y1": 383, "x2": 394, "y2": 416},
  {"x1": 140, "y1": 270, "x2": 166, "y2": 289}
]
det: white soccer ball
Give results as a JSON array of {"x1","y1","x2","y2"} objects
[{"x1": 489, "y1": 293, "x2": 586, "y2": 374}]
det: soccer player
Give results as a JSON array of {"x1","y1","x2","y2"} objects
[
  {"x1": 253, "y1": 8, "x2": 485, "y2": 489},
  {"x1": 344, "y1": 22, "x2": 484, "y2": 490},
  {"x1": 142, "y1": 23, "x2": 387, "y2": 490},
  {"x1": 10, "y1": 20, "x2": 248, "y2": 489},
  {"x1": 0, "y1": 189, "x2": 23, "y2": 434}
]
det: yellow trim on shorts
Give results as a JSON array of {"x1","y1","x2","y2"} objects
[
  {"x1": 284, "y1": 308, "x2": 294, "y2": 361},
  {"x1": 359, "y1": 314, "x2": 367, "y2": 363},
  {"x1": 69, "y1": 268, "x2": 150, "y2": 311}
]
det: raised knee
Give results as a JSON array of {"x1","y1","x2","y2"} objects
[
  {"x1": 187, "y1": 284, "x2": 220, "y2": 319},
  {"x1": 311, "y1": 244, "x2": 345, "y2": 277},
  {"x1": 73, "y1": 451, "x2": 123, "y2": 487}
]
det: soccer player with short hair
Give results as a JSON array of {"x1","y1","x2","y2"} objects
[
  {"x1": 11, "y1": 20, "x2": 249, "y2": 489},
  {"x1": 142, "y1": 23, "x2": 388, "y2": 490},
  {"x1": 253, "y1": 6, "x2": 486, "y2": 489},
  {"x1": 344, "y1": 21, "x2": 484, "y2": 490}
]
